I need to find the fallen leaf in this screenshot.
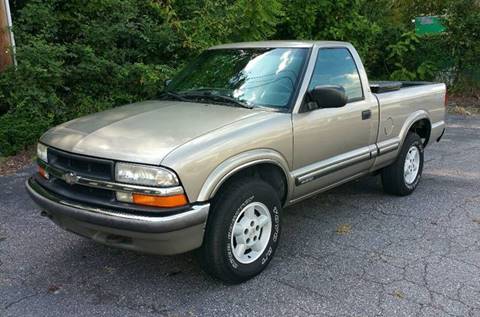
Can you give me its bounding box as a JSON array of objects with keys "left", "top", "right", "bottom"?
[
  {"left": 336, "top": 224, "right": 352, "bottom": 235},
  {"left": 48, "top": 284, "right": 62, "bottom": 294},
  {"left": 165, "top": 269, "right": 182, "bottom": 277},
  {"left": 450, "top": 105, "right": 471, "bottom": 116},
  {"left": 0, "top": 147, "right": 36, "bottom": 176},
  {"left": 393, "top": 290, "right": 405, "bottom": 299}
]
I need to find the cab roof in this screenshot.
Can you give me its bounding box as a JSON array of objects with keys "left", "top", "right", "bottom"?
[{"left": 209, "top": 40, "right": 350, "bottom": 50}]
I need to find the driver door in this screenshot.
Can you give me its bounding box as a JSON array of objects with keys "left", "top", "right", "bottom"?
[{"left": 291, "top": 47, "right": 378, "bottom": 200}]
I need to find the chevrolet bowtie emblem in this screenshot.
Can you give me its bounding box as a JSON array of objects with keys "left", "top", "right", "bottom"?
[{"left": 64, "top": 172, "right": 79, "bottom": 185}]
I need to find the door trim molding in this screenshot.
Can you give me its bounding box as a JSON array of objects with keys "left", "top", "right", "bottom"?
[
  {"left": 377, "top": 137, "right": 400, "bottom": 155},
  {"left": 294, "top": 145, "right": 377, "bottom": 185},
  {"left": 289, "top": 170, "right": 370, "bottom": 204},
  {"left": 293, "top": 136, "right": 400, "bottom": 186}
]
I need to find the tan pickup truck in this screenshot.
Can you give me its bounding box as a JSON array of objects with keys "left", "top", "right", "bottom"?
[{"left": 27, "top": 41, "right": 446, "bottom": 283}]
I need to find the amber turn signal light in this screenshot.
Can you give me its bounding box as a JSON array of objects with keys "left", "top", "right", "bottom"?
[
  {"left": 38, "top": 166, "right": 49, "bottom": 179},
  {"left": 132, "top": 193, "right": 188, "bottom": 208}
]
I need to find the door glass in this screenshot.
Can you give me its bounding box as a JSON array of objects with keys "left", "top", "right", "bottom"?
[{"left": 308, "top": 48, "right": 363, "bottom": 101}]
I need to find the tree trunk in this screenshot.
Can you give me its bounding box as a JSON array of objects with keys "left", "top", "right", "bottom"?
[{"left": 0, "top": 0, "right": 14, "bottom": 72}]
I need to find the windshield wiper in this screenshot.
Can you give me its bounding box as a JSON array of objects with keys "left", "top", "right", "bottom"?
[
  {"left": 182, "top": 91, "right": 253, "bottom": 109},
  {"left": 158, "top": 91, "right": 191, "bottom": 102},
  {"left": 160, "top": 90, "right": 253, "bottom": 109}
]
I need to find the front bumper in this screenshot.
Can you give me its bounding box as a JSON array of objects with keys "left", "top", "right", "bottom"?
[{"left": 26, "top": 177, "right": 210, "bottom": 255}]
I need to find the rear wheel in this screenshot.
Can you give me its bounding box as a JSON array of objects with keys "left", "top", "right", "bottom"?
[
  {"left": 382, "top": 132, "right": 424, "bottom": 196},
  {"left": 199, "top": 178, "right": 282, "bottom": 284}
]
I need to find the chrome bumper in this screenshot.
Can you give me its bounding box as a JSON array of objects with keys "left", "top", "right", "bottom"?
[{"left": 26, "top": 177, "right": 210, "bottom": 254}]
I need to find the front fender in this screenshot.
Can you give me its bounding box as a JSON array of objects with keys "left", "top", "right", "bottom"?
[{"left": 196, "top": 149, "right": 294, "bottom": 202}]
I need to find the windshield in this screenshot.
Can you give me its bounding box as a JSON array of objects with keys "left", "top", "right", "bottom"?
[{"left": 165, "top": 48, "right": 309, "bottom": 109}]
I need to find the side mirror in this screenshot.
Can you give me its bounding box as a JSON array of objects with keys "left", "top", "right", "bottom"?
[
  {"left": 305, "top": 85, "right": 348, "bottom": 111},
  {"left": 164, "top": 79, "right": 172, "bottom": 88}
]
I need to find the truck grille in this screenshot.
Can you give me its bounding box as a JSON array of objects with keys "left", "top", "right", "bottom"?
[
  {"left": 35, "top": 148, "right": 189, "bottom": 215},
  {"left": 47, "top": 148, "right": 114, "bottom": 181},
  {"left": 46, "top": 177, "right": 114, "bottom": 201}
]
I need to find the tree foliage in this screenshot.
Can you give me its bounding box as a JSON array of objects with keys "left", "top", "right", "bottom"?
[
  {"left": 443, "top": 0, "right": 480, "bottom": 94},
  {"left": 0, "top": 0, "right": 478, "bottom": 155}
]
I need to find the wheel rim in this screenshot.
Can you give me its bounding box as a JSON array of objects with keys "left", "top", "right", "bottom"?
[
  {"left": 230, "top": 202, "right": 272, "bottom": 264},
  {"left": 404, "top": 145, "right": 420, "bottom": 185}
]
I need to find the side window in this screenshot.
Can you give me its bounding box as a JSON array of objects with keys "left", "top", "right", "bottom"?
[{"left": 308, "top": 48, "right": 363, "bottom": 102}]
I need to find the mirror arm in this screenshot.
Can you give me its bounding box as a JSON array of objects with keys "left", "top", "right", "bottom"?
[
  {"left": 306, "top": 101, "right": 319, "bottom": 111},
  {"left": 300, "top": 92, "right": 319, "bottom": 113}
]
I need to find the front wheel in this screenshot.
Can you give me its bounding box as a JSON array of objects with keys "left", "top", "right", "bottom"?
[
  {"left": 381, "top": 132, "right": 424, "bottom": 196},
  {"left": 199, "top": 178, "right": 282, "bottom": 284}
]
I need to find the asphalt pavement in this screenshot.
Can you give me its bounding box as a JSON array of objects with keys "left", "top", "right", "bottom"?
[{"left": 1, "top": 114, "right": 479, "bottom": 317}]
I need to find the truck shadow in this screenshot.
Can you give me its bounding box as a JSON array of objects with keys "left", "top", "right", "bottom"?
[
  {"left": 25, "top": 170, "right": 473, "bottom": 312},
  {"left": 38, "top": 175, "right": 384, "bottom": 285}
]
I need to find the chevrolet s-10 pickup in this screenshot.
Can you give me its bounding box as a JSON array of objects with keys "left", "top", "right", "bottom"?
[{"left": 27, "top": 41, "right": 446, "bottom": 283}]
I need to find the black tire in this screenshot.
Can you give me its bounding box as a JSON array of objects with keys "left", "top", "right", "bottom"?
[
  {"left": 382, "top": 132, "right": 424, "bottom": 196},
  {"left": 199, "top": 178, "right": 282, "bottom": 284}
]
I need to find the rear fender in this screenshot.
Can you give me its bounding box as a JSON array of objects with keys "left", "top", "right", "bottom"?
[{"left": 398, "top": 110, "right": 430, "bottom": 149}]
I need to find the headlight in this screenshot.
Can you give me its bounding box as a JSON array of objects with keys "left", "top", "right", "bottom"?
[
  {"left": 37, "top": 143, "right": 48, "bottom": 163},
  {"left": 115, "top": 163, "right": 179, "bottom": 187}
]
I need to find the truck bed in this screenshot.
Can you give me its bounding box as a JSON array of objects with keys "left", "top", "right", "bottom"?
[
  {"left": 370, "top": 81, "right": 438, "bottom": 94},
  {"left": 372, "top": 80, "right": 446, "bottom": 141}
]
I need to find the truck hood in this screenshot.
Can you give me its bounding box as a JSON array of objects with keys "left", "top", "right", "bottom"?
[{"left": 40, "top": 100, "right": 264, "bottom": 165}]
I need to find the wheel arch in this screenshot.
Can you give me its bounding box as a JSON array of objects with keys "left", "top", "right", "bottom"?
[
  {"left": 399, "top": 111, "right": 432, "bottom": 149},
  {"left": 197, "top": 149, "right": 293, "bottom": 205},
  {"left": 408, "top": 118, "right": 431, "bottom": 147}
]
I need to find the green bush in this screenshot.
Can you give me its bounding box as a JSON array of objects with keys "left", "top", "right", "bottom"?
[
  {"left": 0, "top": 0, "right": 479, "bottom": 156},
  {"left": 0, "top": 0, "right": 285, "bottom": 155},
  {"left": 443, "top": 0, "right": 480, "bottom": 94}
]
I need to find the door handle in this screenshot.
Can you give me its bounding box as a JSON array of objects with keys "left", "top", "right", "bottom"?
[{"left": 362, "top": 110, "right": 371, "bottom": 120}]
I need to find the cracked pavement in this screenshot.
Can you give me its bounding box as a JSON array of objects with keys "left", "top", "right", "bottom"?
[{"left": 1, "top": 114, "right": 479, "bottom": 316}]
